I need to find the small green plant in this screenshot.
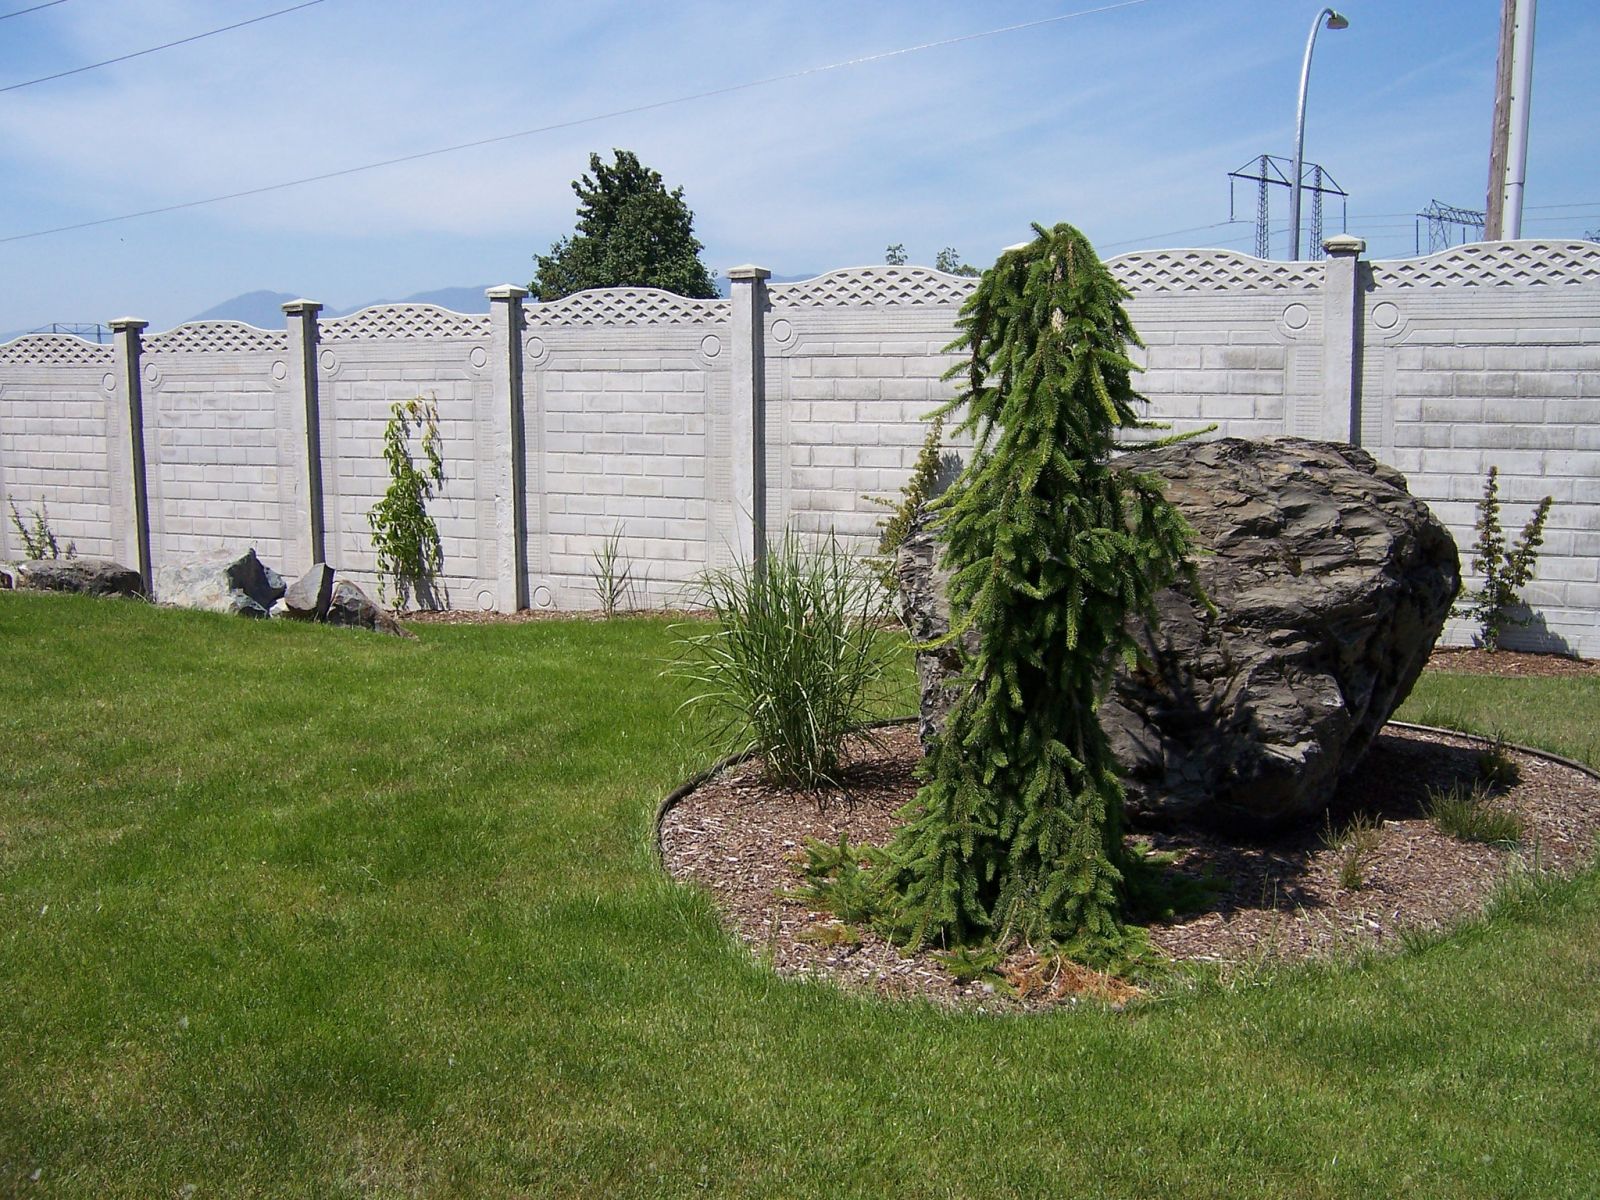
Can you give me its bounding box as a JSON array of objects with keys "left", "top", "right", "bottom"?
[
  {"left": 797, "top": 833, "right": 886, "bottom": 925},
  {"left": 8, "top": 500, "right": 75, "bottom": 560},
  {"left": 1476, "top": 735, "right": 1521, "bottom": 790},
  {"left": 1454, "top": 466, "right": 1554, "bottom": 651},
  {"left": 1321, "top": 812, "right": 1384, "bottom": 891},
  {"left": 673, "top": 533, "right": 895, "bottom": 789},
  {"left": 1426, "top": 781, "right": 1524, "bottom": 845},
  {"left": 863, "top": 414, "right": 947, "bottom": 593},
  {"left": 367, "top": 396, "right": 445, "bottom": 609},
  {"left": 590, "top": 523, "right": 634, "bottom": 617}
]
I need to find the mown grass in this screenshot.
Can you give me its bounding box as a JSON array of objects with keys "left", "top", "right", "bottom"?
[{"left": 2, "top": 591, "right": 1598, "bottom": 1198}]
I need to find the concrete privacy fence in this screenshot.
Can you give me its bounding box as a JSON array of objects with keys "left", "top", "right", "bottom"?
[{"left": 1, "top": 237, "right": 1596, "bottom": 657}]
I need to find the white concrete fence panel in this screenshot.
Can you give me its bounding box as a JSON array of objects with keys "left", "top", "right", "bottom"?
[{"left": 1, "top": 238, "right": 1595, "bottom": 656}]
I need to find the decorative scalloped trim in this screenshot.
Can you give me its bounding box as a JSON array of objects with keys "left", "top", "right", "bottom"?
[
  {"left": 142, "top": 321, "right": 289, "bottom": 355},
  {"left": 0, "top": 334, "right": 115, "bottom": 367},
  {"left": 523, "top": 288, "right": 728, "bottom": 327},
  {"left": 1367, "top": 240, "right": 1600, "bottom": 289},
  {"left": 1106, "top": 249, "right": 1324, "bottom": 294},
  {"left": 320, "top": 304, "right": 491, "bottom": 342},
  {"left": 768, "top": 266, "right": 977, "bottom": 307}
]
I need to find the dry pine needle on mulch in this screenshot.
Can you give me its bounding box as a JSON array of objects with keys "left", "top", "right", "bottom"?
[{"left": 660, "top": 652, "right": 1600, "bottom": 1013}]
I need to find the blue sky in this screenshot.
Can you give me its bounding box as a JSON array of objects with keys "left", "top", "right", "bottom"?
[{"left": 1, "top": 0, "right": 1596, "bottom": 333}]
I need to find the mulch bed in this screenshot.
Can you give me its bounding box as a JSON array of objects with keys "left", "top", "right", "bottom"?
[
  {"left": 1425, "top": 646, "right": 1600, "bottom": 678},
  {"left": 659, "top": 648, "right": 1600, "bottom": 1012}
]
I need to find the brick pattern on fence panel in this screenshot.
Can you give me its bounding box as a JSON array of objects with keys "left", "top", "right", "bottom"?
[
  {"left": 143, "top": 353, "right": 290, "bottom": 566},
  {"left": 0, "top": 362, "right": 116, "bottom": 560},
  {"left": 765, "top": 301, "right": 967, "bottom": 553},
  {"left": 319, "top": 333, "right": 491, "bottom": 607},
  {"left": 1122, "top": 297, "right": 1311, "bottom": 443},
  {"left": 1362, "top": 244, "right": 1600, "bottom": 658},
  {"left": 524, "top": 327, "right": 720, "bottom": 611}
]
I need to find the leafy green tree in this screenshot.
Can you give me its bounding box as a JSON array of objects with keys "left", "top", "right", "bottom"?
[
  {"left": 935, "top": 247, "right": 981, "bottom": 277},
  {"left": 530, "top": 150, "right": 717, "bottom": 301},
  {"left": 882, "top": 222, "right": 1195, "bottom": 959},
  {"left": 885, "top": 243, "right": 909, "bottom": 266}
]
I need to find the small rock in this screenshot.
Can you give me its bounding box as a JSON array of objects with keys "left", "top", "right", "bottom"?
[
  {"left": 153, "top": 547, "right": 285, "bottom": 618},
  {"left": 282, "top": 562, "right": 335, "bottom": 621},
  {"left": 325, "top": 579, "right": 415, "bottom": 638},
  {"left": 14, "top": 557, "right": 143, "bottom": 598}
]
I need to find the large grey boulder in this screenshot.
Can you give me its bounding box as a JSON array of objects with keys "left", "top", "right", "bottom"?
[
  {"left": 153, "top": 547, "right": 285, "bottom": 618},
  {"left": 900, "top": 437, "right": 1460, "bottom": 830},
  {"left": 13, "top": 557, "right": 144, "bottom": 598},
  {"left": 325, "top": 579, "right": 414, "bottom": 638},
  {"left": 281, "top": 563, "right": 335, "bottom": 621}
]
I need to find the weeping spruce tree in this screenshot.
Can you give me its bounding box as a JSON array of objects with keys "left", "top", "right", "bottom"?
[{"left": 884, "top": 222, "right": 1194, "bottom": 959}]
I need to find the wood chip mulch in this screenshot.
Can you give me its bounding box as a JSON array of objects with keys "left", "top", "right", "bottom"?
[
  {"left": 1425, "top": 646, "right": 1600, "bottom": 678},
  {"left": 659, "top": 696, "right": 1600, "bottom": 1012}
]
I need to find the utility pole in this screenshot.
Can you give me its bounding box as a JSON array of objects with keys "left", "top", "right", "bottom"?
[{"left": 1486, "top": 0, "right": 1536, "bottom": 239}]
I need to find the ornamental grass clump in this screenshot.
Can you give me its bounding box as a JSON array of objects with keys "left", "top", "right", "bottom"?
[
  {"left": 675, "top": 533, "right": 895, "bottom": 790},
  {"left": 807, "top": 222, "right": 1196, "bottom": 965}
]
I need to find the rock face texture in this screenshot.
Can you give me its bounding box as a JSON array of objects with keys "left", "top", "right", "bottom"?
[
  {"left": 153, "top": 548, "right": 285, "bottom": 618},
  {"left": 282, "top": 563, "right": 335, "bottom": 621},
  {"left": 13, "top": 557, "right": 144, "bottom": 598},
  {"left": 326, "top": 579, "right": 414, "bottom": 638},
  {"left": 900, "top": 437, "right": 1460, "bottom": 829}
]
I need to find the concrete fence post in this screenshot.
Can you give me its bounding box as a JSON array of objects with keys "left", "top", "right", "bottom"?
[
  {"left": 1321, "top": 234, "right": 1366, "bottom": 444},
  {"left": 108, "top": 317, "right": 152, "bottom": 594},
  {"left": 727, "top": 264, "right": 771, "bottom": 564},
  {"left": 486, "top": 285, "right": 529, "bottom": 612},
  {"left": 282, "top": 299, "right": 326, "bottom": 565}
]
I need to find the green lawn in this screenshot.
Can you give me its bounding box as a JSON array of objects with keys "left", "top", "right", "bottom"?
[{"left": 2, "top": 591, "right": 1597, "bottom": 1198}]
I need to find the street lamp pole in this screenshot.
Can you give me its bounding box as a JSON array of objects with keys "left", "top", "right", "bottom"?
[{"left": 1289, "top": 8, "right": 1349, "bottom": 260}]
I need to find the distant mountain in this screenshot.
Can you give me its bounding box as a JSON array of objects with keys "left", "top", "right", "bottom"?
[
  {"left": 171, "top": 275, "right": 833, "bottom": 329},
  {"left": 186, "top": 285, "right": 494, "bottom": 327},
  {"left": 371, "top": 286, "right": 492, "bottom": 313},
  {"left": 190, "top": 290, "right": 300, "bottom": 328}
]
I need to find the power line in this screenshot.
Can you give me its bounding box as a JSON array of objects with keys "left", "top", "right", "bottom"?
[
  {"left": 0, "top": 0, "right": 68, "bottom": 20},
  {"left": 1099, "top": 220, "right": 1248, "bottom": 251},
  {"left": 0, "top": 0, "right": 1158, "bottom": 245},
  {"left": 0, "top": 0, "right": 325, "bottom": 95}
]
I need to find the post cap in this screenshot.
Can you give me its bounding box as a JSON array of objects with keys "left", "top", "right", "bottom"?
[
  {"left": 281, "top": 299, "right": 323, "bottom": 316},
  {"left": 108, "top": 317, "right": 148, "bottom": 332},
  {"left": 725, "top": 264, "right": 771, "bottom": 281},
  {"left": 485, "top": 284, "right": 529, "bottom": 301},
  {"left": 1322, "top": 234, "right": 1366, "bottom": 257}
]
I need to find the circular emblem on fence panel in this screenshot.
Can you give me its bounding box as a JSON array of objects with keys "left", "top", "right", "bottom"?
[
  {"left": 319, "top": 349, "right": 336, "bottom": 372},
  {"left": 771, "top": 318, "right": 794, "bottom": 346},
  {"left": 1281, "top": 302, "right": 1310, "bottom": 331},
  {"left": 469, "top": 346, "right": 489, "bottom": 369},
  {"left": 476, "top": 588, "right": 495, "bottom": 611},
  {"left": 525, "top": 336, "right": 547, "bottom": 364},
  {"left": 699, "top": 333, "right": 722, "bottom": 359},
  {"left": 271, "top": 360, "right": 288, "bottom": 381},
  {"left": 142, "top": 363, "right": 159, "bottom": 384},
  {"left": 1371, "top": 301, "right": 1401, "bottom": 330},
  {"left": 101, "top": 373, "right": 116, "bottom": 393},
  {"left": 532, "top": 584, "right": 553, "bottom": 609}
]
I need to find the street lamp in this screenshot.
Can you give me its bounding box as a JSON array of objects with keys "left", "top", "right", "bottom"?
[{"left": 1289, "top": 8, "right": 1349, "bottom": 260}]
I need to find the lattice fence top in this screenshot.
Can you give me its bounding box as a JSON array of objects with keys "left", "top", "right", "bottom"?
[
  {"left": 523, "top": 288, "right": 729, "bottom": 327},
  {"left": 1367, "top": 240, "right": 1600, "bottom": 289},
  {"left": 0, "top": 333, "right": 115, "bottom": 367},
  {"left": 321, "top": 304, "right": 491, "bottom": 342},
  {"left": 1107, "top": 249, "right": 1324, "bottom": 294},
  {"left": 143, "top": 321, "right": 288, "bottom": 355},
  {"left": 769, "top": 266, "right": 978, "bottom": 307}
]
